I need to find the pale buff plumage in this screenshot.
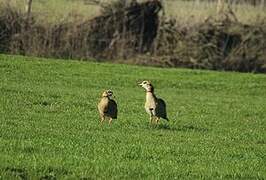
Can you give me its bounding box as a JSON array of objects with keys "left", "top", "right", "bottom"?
[
  {"left": 97, "top": 90, "right": 117, "bottom": 124},
  {"left": 139, "top": 81, "right": 168, "bottom": 123}
]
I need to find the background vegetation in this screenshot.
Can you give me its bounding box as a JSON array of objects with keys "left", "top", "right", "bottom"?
[
  {"left": 2, "top": 0, "right": 266, "bottom": 24},
  {"left": 1, "top": 54, "right": 266, "bottom": 179},
  {"left": 0, "top": 0, "right": 266, "bottom": 73}
]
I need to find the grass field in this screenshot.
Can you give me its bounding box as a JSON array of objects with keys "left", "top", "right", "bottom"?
[
  {"left": 0, "top": 54, "right": 266, "bottom": 179},
  {"left": 1, "top": 0, "right": 266, "bottom": 24}
]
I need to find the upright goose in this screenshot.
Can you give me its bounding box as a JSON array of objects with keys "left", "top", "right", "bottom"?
[{"left": 139, "top": 81, "right": 168, "bottom": 123}]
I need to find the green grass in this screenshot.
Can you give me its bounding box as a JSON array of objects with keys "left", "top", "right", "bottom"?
[{"left": 0, "top": 54, "right": 266, "bottom": 179}]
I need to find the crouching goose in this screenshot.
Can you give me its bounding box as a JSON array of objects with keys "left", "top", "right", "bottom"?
[{"left": 97, "top": 90, "right": 117, "bottom": 124}]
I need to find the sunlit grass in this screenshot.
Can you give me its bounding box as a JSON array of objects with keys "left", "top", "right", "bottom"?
[{"left": 0, "top": 54, "right": 266, "bottom": 178}]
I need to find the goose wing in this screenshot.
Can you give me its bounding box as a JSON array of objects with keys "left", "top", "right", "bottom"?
[
  {"left": 107, "top": 99, "right": 118, "bottom": 119},
  {"left": 156, "top": 98, "right": 168, "bottom": 120}
]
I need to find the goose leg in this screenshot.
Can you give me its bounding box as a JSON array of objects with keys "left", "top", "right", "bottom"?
[
  {"left": 109, "top": 118, "right": 113, "bottom": 124},
  {"left": 100, "top": 115, "right": 105, "bottom": 124},
  {"left": 155, "top": 117, "right": 160, "bottom": 124},
  {"left": 150, "top": 115, "right": 153, "bottom": 124}
]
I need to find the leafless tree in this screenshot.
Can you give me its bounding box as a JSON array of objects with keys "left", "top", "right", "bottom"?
[
  {"left": 217, "top": 0, "right": 225, "bottom": 14},
  {"left": 24, "top": 0, "right": 33, "bottom": 30},
  {"left": 26, "top": 0, "right": 33, "bottom": 21}
]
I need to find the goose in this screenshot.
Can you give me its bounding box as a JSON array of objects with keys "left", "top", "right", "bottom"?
[
  {"left": 97, "top": 90, "right": 117, "bottom": 124},
  {"left": 139, "top": 80, "right": 168, "bottom": 123}
]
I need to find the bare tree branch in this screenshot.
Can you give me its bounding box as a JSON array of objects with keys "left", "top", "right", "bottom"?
[{"left": 26, "top": 0, "right": 33, "bottom": 20}]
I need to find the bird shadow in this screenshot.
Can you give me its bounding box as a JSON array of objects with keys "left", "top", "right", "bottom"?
[
  {"left": 175, "top": 124, "right": 209, "bottom": 132},
  {"left": 4, "top": 167, "right": 28, "bottom": 180},
  {"left": 147, "top": 123, "right": 209, "bottom": 133}
]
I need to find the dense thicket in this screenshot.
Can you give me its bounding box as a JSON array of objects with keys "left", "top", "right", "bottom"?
[{"left": 0, "top": 0, "right": 265, "bottom": 73}]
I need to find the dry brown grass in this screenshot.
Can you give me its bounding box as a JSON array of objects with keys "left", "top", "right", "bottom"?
[
  {"left": 0, "top": 0, "right": 101, "bottom": 24},
  {"left": 1, "top": 0, "right": 265, "bottom": 25},
  {"left": 165, "top": 1, "right": 266, "bottom": 25}
]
